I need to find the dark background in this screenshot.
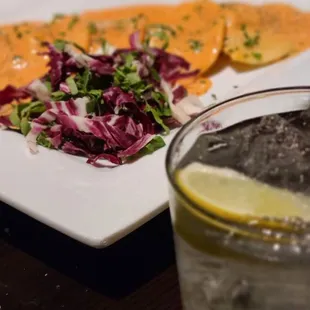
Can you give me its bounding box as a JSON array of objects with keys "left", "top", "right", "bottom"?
[{"left": 0, "top": 202, "right": 181, "bottom": 309}]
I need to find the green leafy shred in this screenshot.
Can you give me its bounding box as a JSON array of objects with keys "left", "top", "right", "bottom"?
[
  {"left": 126, "top": 72, "right": 141, "bottom": 84},
  {"left": 66, "top": 76, "right": 78, "bottom": 95},
  {"left": 20, "top": 118, "right": 31, "bottom": 136},
  {"left": 151, "top": 91, "right": 168, "bottom": 108},
  {"left": 54, "top": 39, "right": 67, "bottom": 51},
  {"left": 75, "top": 69, "right": 92, "bottom": 93},
  {"left": 51, "top": 91, "right": 67, "bottom": 100},
  {"left": 9, "top": 105, "right": 24, "bottom": 127},
  {"left": 139, "top": 136, "right": 166, "bottom": 156},
  {"left": 21, "top": 101, "right": 45, "bottom": 118},
  {"left": 114, "top": 54, "right": 153, "bottom": 98},
  {"left": 9, "top": 101, "right": 45, "bottom": 131},
  {"left": 86, "top": 100, "right": 97, "bottom": 114},
  {"left": 82, "top": 69, "right": 91, "bottom": 92},
  {"left": 150, "top": 67, "right": 160, "bottom": 82},
  {"left": 37, "top": 132, "right": 53, "bottom": 148},
  {"left": 145, "top": 104, "right": 170, "bottom": 134},
  {"left": 53, "top": 39, "right": 86, "bottom": 54}
]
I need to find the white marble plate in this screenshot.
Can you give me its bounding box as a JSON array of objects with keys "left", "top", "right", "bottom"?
[{"left": 0, "top": 0, "right": 310, "bottom": 247}]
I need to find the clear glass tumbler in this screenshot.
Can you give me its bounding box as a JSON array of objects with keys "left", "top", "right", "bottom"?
[{"left": 166, "top": 87, "right": 310, "bottom": 310}]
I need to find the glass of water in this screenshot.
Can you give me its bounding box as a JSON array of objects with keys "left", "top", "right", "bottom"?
[{"left": 166, "top": 87, "right": 310, "bottom": 310}]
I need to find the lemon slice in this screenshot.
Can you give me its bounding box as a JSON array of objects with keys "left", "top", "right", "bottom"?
[{"left": 176, "top": 162, "right": 310, "bottom": 225}]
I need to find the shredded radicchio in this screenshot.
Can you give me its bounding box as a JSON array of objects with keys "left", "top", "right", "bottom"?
[
  {"left": 0, "top": 33, "right": 204, "bottom": 166},
  {"left": 0, "top": 85, "right": 29, "bottom": 107}
]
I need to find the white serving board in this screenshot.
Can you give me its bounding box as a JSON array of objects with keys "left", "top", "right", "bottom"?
[{"left": 0, "top": 0, "right": 309, "bottom": 247}]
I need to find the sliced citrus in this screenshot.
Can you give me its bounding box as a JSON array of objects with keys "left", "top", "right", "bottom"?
[{"left": 176, "top": 162, "right": 310, "bottom": 225}]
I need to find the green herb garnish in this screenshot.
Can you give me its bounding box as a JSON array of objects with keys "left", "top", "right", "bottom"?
[
  {"left": 177, "top": 25, "right": 184, "bottom": 32},
  {"left": 86, "top": 100, "right": 96, "bottom": 114},
  {"left": 68, "top": 15, "right": 79, "bottom": 30},
  {"left": 194, "top": 4, "right": 203, "bottom": 14},
  {"left": 52, "top": 13, "right": 65, "bottom": 23},
  {"left": 37, "top": 132, "right": 53, "bottom": 148},
  {"left": 44, "top": 81, "right": 52, "bottom": 92},
  {"left": 150, "top": 68, "right": 160, "bottom": 82},
  {"left": 252, "top": 52, "right": 262, "bottom": 60},
  {"left": 51, "top": 91, "right": 67, "bottom": 100},
  {"left": 66, "top": 76, "right": 78, "bottom": 95},
  {"left": 147, "top": 24, "right": 176, "bottom": 37},
  {"left": 152, "top": 31, "right": 170, "bottom": 49},
  {"left": 81, "top": 68, "right": 91, "bottom": 92},
  {"left": 115, "top": 19, "right": 126, "bottom": 31},
  {"left": 131, "top": 13, "right": 145, "bottom": 29},
  {"left": 139, "top": 136, "right": 166, "bottom": 155},
  {"left": 12, "top": 55, "right": 22, "bottom": 61},
  {"left": 88, "top": 22, "right": 98, "bottom": 35},
  {"left": 145, "top": 104, "right": 170, "bottom": 134},
  {"left": 9, "top": 101, "right": 45, "bottom": 129},
  {"left": 54, "top": 39, "right": 67, "bottom": 51},
  {"left": 188, "top": 39, "right": 203, "bottom": 52},
  {"left": 20, "top": 118, "right": 31, "bottom": 136},
  {"left": 241, "top": 24, "right": 260, "bottom": 48}
]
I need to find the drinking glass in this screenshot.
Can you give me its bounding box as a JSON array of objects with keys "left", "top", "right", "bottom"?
[{"left": 166, "top": 87, "right": 310, "bottom": 310}]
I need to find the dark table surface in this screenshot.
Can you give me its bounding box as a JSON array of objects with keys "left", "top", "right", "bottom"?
[{"left": 0, "top": 202, "right": 181, "bottom": 310}]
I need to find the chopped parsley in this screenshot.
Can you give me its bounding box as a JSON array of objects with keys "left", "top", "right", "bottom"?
[
  {"left": 114, "top": 53, "right": 152, "bottom": 98},
  {"left": 145, "top": 29, "right": 171, "bottom": 50},
  {"left": 188, "top": 39, "right": 203, "bottom": 52},
  {"left": 150, "top": 67, "right": 160, "bottom": 82},
  {"left": 211, "top": 93, "right": 217, "bottom": 100},
  {"left": 241, "top": 24, "right": 260, "bottom": 48},
  {"left": 115, "top": 19, "right": 126, "bottom": 31},
  {"left": 194, "top": 4, "right": 203, "bottom": 14},
  {"left": 54, "top": 39, "right": 67, "bottom": 51},
  {"left": 68, "top": 15, "right": 79, "bottom": 30},
  {"left": 13, "top": 26, "right": 23, "bottom": 39},
  {"left": 12, "top": 55, "right": 22, "bottom": 61},
  {"left": 182, "top": 14, "right": 191, "bottom": 21},
  {"left": 131, "top": 13, "right": 145, "bottom": 29},
  {"left": 176, "top": 25, "right": 184, "bottom": 32},
  {"left": 147, "top": 24, "right": 176, "bottom": 37},
  {"left": 52, "top": 13, "right": 65, "bottom": 23},
  {"left": 66, "top": 76, "right": 78, "bottom": 95},
  {"left": 88, "top": 22, "right": 98, "bottom": 35},
  {"left": 252, "top": 52, "right": 262, "bottom": 60},
  {"left": 99, "top": 38, "right": 108, "bottom": 51},
  {"left": 37, "top": 132, "right": 53, "bottom": 149}
]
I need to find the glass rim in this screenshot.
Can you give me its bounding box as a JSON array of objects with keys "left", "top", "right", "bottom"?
[{"left": 166, "top": 86, "right": 310, "bottom": 223}]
